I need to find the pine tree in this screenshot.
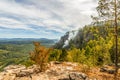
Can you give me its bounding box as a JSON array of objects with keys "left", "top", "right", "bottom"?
[{"left": 96, "top": 0, "right": 120, "bottom": 79}]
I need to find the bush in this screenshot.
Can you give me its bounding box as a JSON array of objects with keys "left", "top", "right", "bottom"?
[
  {"left": 49, "top": 49, "right": 62, "bottom": 61},
  {"left": 29, "top": 42, "right": 52, "bottom": 72}
]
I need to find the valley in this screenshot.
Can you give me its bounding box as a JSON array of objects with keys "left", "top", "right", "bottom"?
[{"left": 0, "top": 38, "right": 56, "bottom": 71}]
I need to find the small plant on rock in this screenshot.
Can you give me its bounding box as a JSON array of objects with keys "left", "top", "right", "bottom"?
[{"left": 29, "top": 42, "right": 52, "bottom": 72}]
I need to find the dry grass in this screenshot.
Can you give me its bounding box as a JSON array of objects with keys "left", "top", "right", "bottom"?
[
  {"left": 73, "top": 64, "right": 120, "bottom": 80},
  {"left": 48, "top": 62, "right": 120, "bottom": 80}
]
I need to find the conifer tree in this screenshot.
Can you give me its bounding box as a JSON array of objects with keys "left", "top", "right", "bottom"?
[{"left": 96, "top": 0, "right": 120, "bottom": 79}]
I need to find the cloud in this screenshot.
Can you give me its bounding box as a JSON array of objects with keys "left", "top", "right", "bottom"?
[{"left": 0, "top": 0, "right": 98, "bottom": 38}]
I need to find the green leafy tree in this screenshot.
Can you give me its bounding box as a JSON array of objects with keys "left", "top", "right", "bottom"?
[
  {"left": 59, "top": 49, "right": 67, "bottom": 61},
  {"left": 96, "top": 0, "right": 120, "bottom": 78},
  {"left": 49, "top": 49, "right": 62, "bottom": 61}
]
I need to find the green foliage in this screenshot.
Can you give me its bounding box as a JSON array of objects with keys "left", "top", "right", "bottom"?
[
  {"left": 59, "top": 49, "right": 68, "bottom": 61},
  {"left": 67, "top": 47, "right": 86, "bottom": 63},
  {"left": 49, "top": 49, "right": 62, "bottom": 61},
  {"left": 21, "top": 59, "right": 35, "bottom": 67},
  {"left": 0, "top": 41, "right": 52, "bottom": 71},
  {"left": 0, "top": 44, "right": 34, "bottom": 71},
  {"left": 49, "top": 24, "right": 118, "bottom": 67}
]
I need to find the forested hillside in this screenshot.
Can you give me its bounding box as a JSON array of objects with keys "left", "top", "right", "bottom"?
[
  {"left": 53, "top": 0, "right": 120, "bottom": 69},
  {"left": 52, "top": 21, "right": 120, "bottom": 66}
]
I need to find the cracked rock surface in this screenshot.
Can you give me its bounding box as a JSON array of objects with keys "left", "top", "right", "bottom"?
[{"left": 0, "top": 62, "right": 88, "bottom": 80}]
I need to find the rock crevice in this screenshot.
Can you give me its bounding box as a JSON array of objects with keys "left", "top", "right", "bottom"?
[{"left": 0, "top": 62, "right": 88, "bottom": 80}]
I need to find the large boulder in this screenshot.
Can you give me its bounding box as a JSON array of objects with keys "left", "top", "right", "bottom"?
[
  {"left": 69, "top": 72, "right": 88, "bottom": 80},
  {"left": 100, "top": 65, "right": 115, "bottom": 74}
]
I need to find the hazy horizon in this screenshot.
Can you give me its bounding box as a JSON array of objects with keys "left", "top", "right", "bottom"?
[{"left": 0, "top": 37, "right": 58, "bottom": 40}]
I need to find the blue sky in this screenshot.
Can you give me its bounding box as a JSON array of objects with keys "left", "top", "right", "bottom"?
[{"left": 0, "top": 0, "right": 98, "bottom": 39}]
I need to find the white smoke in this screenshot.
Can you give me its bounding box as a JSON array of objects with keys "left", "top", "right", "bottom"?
[{"left": 63, "top": 30, "right": 78, "bottom": 48}]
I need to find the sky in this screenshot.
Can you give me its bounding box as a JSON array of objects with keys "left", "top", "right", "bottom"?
[{"left": 0, "top": 0, "right": 98, "bottom": 39}]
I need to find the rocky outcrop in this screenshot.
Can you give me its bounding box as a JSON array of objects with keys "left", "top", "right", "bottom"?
[
  {"left": 53, "top": 32, "right": 69, "bottom": 49},
  {"left": 0, "top": 62, "right": 88, "bottom": 80},
  {"left": 54, "top": 30, "right": 79, "bottom": 49},
  {"left": 53, "top": 27, "right": 95, "bottom": 49},
  {"left": 69, "top": 72, "right": 88, "bottom": 80},
  {"left": 100, "top": 65, "right": 115, "bottom": 74},
  {"left": 54, "top": 24, "right": 109, "bottom": 49}
]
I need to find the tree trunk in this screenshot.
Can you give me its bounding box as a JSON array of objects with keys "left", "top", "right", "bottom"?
[{"left": 114, "top": 0, "right": 118, "bottom": 79}]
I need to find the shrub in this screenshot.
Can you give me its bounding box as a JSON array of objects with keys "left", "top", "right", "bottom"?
[
  {"left": 49, "top": 49, "right": 62, "bottom": 61},
  {"left": 29, "top": 42, "right": 52, "bottom": 72}
]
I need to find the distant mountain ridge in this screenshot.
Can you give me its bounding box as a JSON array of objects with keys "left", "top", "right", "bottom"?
[{"left": 0, "top": 38, "right": 58, "bottom": 44}]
